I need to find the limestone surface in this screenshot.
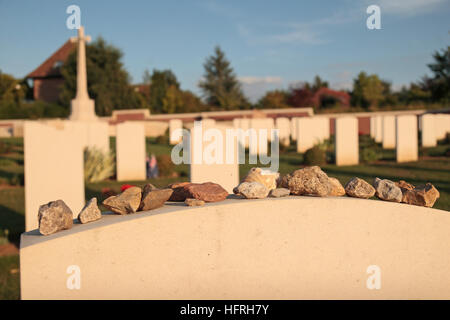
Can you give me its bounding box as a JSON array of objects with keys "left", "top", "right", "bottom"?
[
  {"left": 38, "top": 200, "right": 73, "bottom": 235},
  {"left": 234, "top": 182, "right": 270, "bottom": 199},
  {"left": 280, "top": 166, "right": 331, "bottom": 197},
  {"left": 185, "top": 198, "right": 205, "bottom": 206},
  {"left": 103, "top": 186, "right": 142, "bottom": 215},
  {"left": 403, "top": 183, "right": 440, "bottom": 208},
  {"left": 139, "top": 184, "right": 173, "bottom": 211},
  {"left": 269, "top": 188, "right": 290, "bottom": 198},
  {"left": 345, "top": 177, "right": 375, "bottom": 199},
  {"left": 328, "top": 177, "right": 345, "bottom": 196},
  {"left": 373, "top": 178, "right": 402, "bottom": 202},
  {"left": 78, "top": 197, "right": 101, "bottom": 224}
]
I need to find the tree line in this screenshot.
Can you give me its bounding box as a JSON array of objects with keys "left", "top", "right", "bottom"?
[{"left": 0, "top": 39, "right": 448, "bottom": 119}]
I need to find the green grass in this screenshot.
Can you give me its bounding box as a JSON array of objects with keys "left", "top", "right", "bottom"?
[
  {"left": 0, "top": 255, "right": 20, "bottom": 300},
  {"left": 0, "top": 136, "right": 449, "bottom": 299}
]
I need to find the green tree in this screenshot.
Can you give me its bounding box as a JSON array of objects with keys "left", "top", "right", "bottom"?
[
  {"left": 60, "top": 37, "right": 146, "bottom": 116},
  {"left": 199, "top": 46, "right": 247, "bottom": 110},
  {"left": 423, "top": 46, "right": 450, "bottom": 102},
  {"left": 0, "top": 70, "right": 25, "bottom": 104},
  {"left": 148, "top": 69, "right": 180, "bottom": 113},
  {"left": 257, "top": 90, "right": 290, "bottom": 109},
  {"left": 351, "top": 72, "right": 384, "bottom": 109},
  {"left": 311, "top": 75, "right": 329, "bottom": 92}
]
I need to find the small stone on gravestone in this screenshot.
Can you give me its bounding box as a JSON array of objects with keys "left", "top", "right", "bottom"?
[
  {"left": 183, "top": 182, "right": 229, "bottom": 202},
  {"left": 280, "top": 166, "right": 331, "bottom": 197},
  {"left": 139, "top": 184, "right": 173, "bottom": 211},
  {"left": 373, "top": 178, "right": 402, "bottom": 203},
  {"left": 269, "top": 188, "right": 290, "bottom": 198},
  {"left": 234, "top": 182, "right": 270, "bottom": 199},
  {"left": 328, "top": 177, "right": 345, "bottom": 196},
  {"left": 344, "top": 177, "right": 375, "bottom": 199},
  {"left": 38, "top": 200, "right": 73, "bottom": 235},
  {"left": 185, "top": 198, "right": 205, "bottom": 206},
  {"left": 103, "top": 186, "right": 142, "bottom": 215},
  {"left": 395, "top": 180, "right": 415, "bottom": 202},
  {"left": 168, "top": 182, "right": 192, "bottom": 201},
  {"left": 242, "top": 167, "right": 279, "bottom": 191},
  {"left": 402, "top": 183, "right": 440, "bottom": 208},
  {"left": 78, "top": 197, "right": 102, "bottom": 224}
]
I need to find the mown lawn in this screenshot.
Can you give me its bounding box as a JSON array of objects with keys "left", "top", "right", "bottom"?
[{"left": 0, "top": 136, "right": 449, "bottom": 299}]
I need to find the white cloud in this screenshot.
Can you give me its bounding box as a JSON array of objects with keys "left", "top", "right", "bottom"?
[{"left": 239, "top": 76, "right": 283, "bottom": 85}]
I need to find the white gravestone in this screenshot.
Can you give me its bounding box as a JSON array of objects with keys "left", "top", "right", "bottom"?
[
  {"left": 375, "top": 116, "right": 383, "bottom": 143},
  {"left": 396, "top": 115, "right": 418, "bottom": 163},
  {"left": 275, "top": 117, "right": 291, "bottom": 147},
  {"left": 24, "top": 121, "right": 85, "bottom": 231},
  {"left": 382, "top": 115, "right": 396, "bottom": 149},
  {"left": 116, "top": 122, "right": 146, "bottom": 181},
  {"left": 421, "top": 114, "right": 437, "bottom": 148},
  {"left": 190, "top": 121, "right": 238, "bottom": 193},
  {"left": 370, "top": 117, "right": 376, "bottom": 138},
  {"left": 169, "top": 119, "right": 183, "bottom": 145},
  {"left": 335, "top": 117, "right": 359, "bottom": 166},
  {"left": 296, "top": 117, "right": 328, "bottom": 153}
]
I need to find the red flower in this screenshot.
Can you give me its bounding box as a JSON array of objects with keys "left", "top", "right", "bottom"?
[{"left": 121, "top": 184, "right": 134, "bottom": 192}]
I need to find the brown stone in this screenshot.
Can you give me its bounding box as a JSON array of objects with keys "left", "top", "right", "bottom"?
[
  {"left": 269, "top": 188, "right": 290, "bottom": 198},
  {"left": 185, "top": 198, "right": 205, "bottom": 206},
  {"left": 395, "top": 180, "right": 415, "bottom": 202},
  {"left": 78, "top": 198, "right": 102, "bottom": 224},
  {"left": 38, "top": 200, "right": 73, "bottom": 235},
  {"left": 345, "top": 177, "right": 375, "bottom": 199},
  {"left": 168, "top": 182, "right": 192, "bottom": 201},
  {"left": 139, "top": 184, "right": 173, "bottom": 211},
  {"left": 280, "top": 166, "right": 331, "bottom": 197},
  {"left": 403, "top": 183, "right": 440, "bottom": 208},
  {"left": 103, "top": 186, "right": 142, "bottom": 215},
  {"left": 183, "top": 182, "right": 229, "bottom": 202},
  {"left": 328, "top": 177, "right": 345, "bottom": 196}
]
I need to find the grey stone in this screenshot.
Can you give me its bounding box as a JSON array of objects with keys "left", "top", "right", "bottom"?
[
  {"left": 269, "top": 188, "right": 290, "bottom": 198},
  {"left": 38, "top": 200, "right": 73, "bottom": 235},
  {"left": 345, "top": 177, "right": 375, "bottom": 199},
  {"left": 234, "top": 182, "right": 269, "bottom": 199},
  {"left": 280, "top": 166, "right": 331, "bottom": 197},
  {"left": 373, "top": 178, "right": 402, "bottom": 202},
  {"left": 139, "top": 184, "right": 173, "bottom": 211},
  {"left": 78, "top": 198, "right": 102, "bottom": 224}
]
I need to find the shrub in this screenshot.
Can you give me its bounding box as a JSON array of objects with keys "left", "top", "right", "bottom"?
[
  {"left": 84, "top": 147, "right": 115, "bottom": 183},
  {"left": 360, "top": 147, "right": 382, "bottom": 163},
  {"left": 303, "top": 146, "right": 326, "bottom": 166},
  {"left": 156, "top": 154, "right": 175, "bottom": 177},
  {"left": 9, "top": 173, "right": 24, "bottom": 186}
]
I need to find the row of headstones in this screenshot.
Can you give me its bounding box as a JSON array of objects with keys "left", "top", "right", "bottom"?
[
  {"left": 371, "top": 113, "right": 450, "bottom": 149},
  {"left": 23, "top": 121, "right": 146, "bottom": 231}
]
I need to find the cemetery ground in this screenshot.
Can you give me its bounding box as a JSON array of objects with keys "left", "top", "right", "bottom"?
[{"left": 0, "top": 137, "right": 449, "bottom": 299}]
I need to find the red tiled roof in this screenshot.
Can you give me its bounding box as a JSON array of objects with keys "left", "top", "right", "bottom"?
[{"left": 27, "top": 40, "right": 75, "bottom": 79}]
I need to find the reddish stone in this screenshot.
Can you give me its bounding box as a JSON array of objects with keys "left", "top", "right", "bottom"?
[
  {"left": 183, "top": 182, "right": 229, "bottom": 202},
  {"left": 168, "top": 182, "right": 192, "bottom": 201}
]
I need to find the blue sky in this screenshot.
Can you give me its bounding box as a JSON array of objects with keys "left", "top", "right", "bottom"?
[{"left": 0, "top": 0, "right": 449, "bottom": 101}]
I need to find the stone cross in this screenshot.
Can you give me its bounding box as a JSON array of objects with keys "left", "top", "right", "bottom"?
[{"left": 69, "top": 26, "right": 97, "bottom": 121}]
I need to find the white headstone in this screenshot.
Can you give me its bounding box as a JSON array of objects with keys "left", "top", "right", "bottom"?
[
  {"left": 296, "top": 117, "right": 329, "bottom": 153},
  {"left": 421, "top": 114, "right": 437, "bottom": 148},
  {"left": 375, "top": 116, "right": 382, "bottom": 143},
  {"left": 169, "top": 119, "right": 183, "bottom": 145},
  {"left": 370, "top": 117, "right": 376, "bottom": 138},
  {"left": 396, "top": 115, "right": 418, "bottom": 163},
  {"left": 275, "top": 117, "right": 291, "bottom": 147},
  {"left": 382, "top": 115, "right": 396, "bottom": 149},
  {"left": 24, "top": 122, "right": 85, "bottom": 231},
  {"left": 335, "top": 117, "right": 359, "bottom": 166},
  {"left": 116, "top": 122, "right": 146, "bottom": 181},
  {"left": 190, "top": 122, "right": 238, "bottom": 193}
]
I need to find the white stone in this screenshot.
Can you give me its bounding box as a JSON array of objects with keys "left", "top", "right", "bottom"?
[
  {"left": 382, "top": 115, "right": 396, "bottom": 149},
  {"left": 116, "top": 122, "right": 146, "bottom": 181},
  {"left": 24, "top": 122, "right": 85, "bottom": 231},
  {"left": 421, "top": 114, "right": 436, "bottom": 147},
  {"left": 335, "top": 117, "right": 359, "bottom": 166},
  {"left": 396, "top": 115, "right": 418, "bottom": 163}
]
